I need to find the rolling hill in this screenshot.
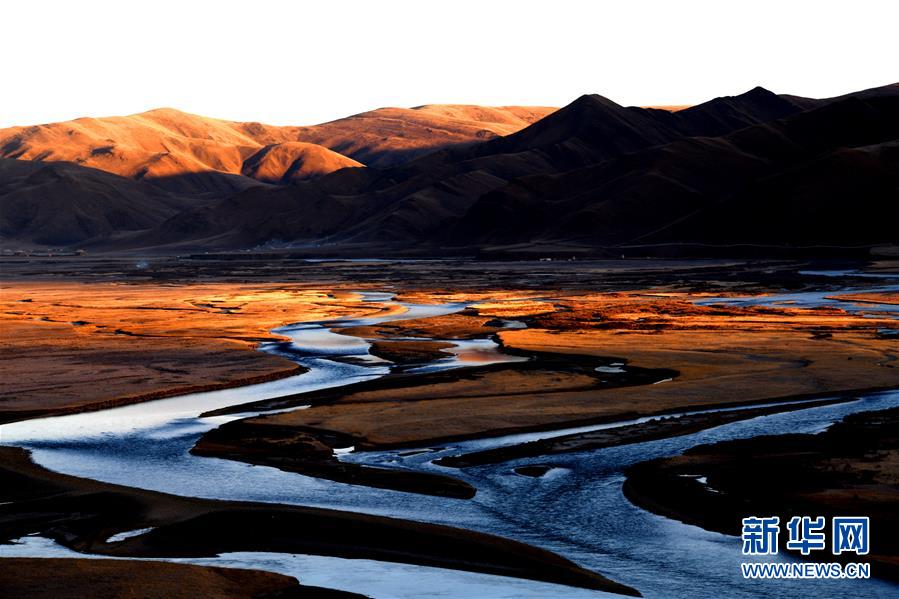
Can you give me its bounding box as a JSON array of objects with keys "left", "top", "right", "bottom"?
[
  {"left": 240, "top": 143, "right": 363, "bottom": 184},
  {"left": 0, "top": 105, "right": 555, "bottom": 196}
]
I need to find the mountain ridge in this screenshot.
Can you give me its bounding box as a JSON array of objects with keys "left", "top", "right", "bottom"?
[
  {"left": 0, "top": 104, "right": 557, "bottom": 195},
  {"left": 2, "top": 83, "right": 896, "bottom": 255}
]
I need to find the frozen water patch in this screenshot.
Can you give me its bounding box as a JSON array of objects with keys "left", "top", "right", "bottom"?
[
  {"left": 0, "top": 536, "right": 617, "bottom": 599},
  {"left": 106, "top": 528, "right": 155, "bottom": 543},
  {"left": 595, "top": 366, "right": 625, "bottom": 374}
]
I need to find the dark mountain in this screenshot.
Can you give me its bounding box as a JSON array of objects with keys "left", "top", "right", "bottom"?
[
  {"left": 781, "top": 82, "right": 899, "bottom": 110},
  {"left": 471, "top": 94, "right": 680, "bottom": 164},
  {"left": 0, "top": 159, "right": 197, "bottom": 246},
  {"left": 664, "top": 86, "right": 808, "bottom": 137},
  {"left": 451, "top": 95, "right": 899, "bottom": 252},
  {"left": 651, "top": 98, "right": 899, "bottom": 247}
]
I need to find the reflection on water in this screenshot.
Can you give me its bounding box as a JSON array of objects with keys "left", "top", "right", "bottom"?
[{"left": 407, "top": 338, "right": 528, "bottom": 374}]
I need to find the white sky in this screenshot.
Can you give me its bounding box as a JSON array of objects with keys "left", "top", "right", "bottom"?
[{"left": 3, "top": 0, "right": 897, "bottom": 128}]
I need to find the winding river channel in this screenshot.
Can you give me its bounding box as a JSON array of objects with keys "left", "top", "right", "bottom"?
[{"left": 2, "top": 288, "right": 899, "bottom": 598}]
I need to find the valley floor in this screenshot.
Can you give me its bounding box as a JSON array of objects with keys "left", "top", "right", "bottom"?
[{"left": 1, "top": 255, "right": 898, "bottom": 597}]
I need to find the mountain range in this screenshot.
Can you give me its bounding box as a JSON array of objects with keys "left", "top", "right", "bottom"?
[{"left": 1, "top": 84, "right": 896, "bottom": 255}]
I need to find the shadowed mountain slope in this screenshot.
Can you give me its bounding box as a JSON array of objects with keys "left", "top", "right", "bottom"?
[
  {"left": 288, "top": 105, "right": 558, "bottom": 168},
  {"left": 0, "top": 159, "right": 197, "bottom": 246},
  {"left": 451, "top": 95, "right": 899, "bottom": 251}
]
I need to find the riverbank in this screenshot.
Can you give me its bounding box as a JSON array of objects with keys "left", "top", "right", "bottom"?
[
  {"left": 2, "top": 259, "right": 896, "bottom": 426},
  {"left": 192, "top": 420, "right": 477, "bottom": 499},
  {"left": 623, "top": 407, "right": 899, "bottom": 581},
  {"left": 195, "top": 290, "right": 898, "bottom": 466},
  {"left": 0, "top": 283, "right": 397, "bottom": 423},
  {"left": 0, "top": 446, "right": 637, "bottom": 596},
  {"left": 0, "top": 558, "right": 365, "bottom": 599},
  {"left": 433, "top": 396, "right": 860, "bottom": 468}
]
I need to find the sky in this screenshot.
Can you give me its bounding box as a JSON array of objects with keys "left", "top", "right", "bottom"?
[{"left": 3, "top": 0, "right": 897, "bottom": 128}]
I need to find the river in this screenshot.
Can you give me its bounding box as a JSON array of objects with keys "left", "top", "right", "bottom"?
[{"left": 1, "top": 289, "right": 898, "bottom": 598}]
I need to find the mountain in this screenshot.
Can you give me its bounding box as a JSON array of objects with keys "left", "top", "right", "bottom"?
[
  {"left": 0, "top": 158, "right": 195, "bottom": 246},
  {"left": 451, "top": 94, "right": 899, "bottom": 251},
  {"left": 0, "top": 105, "right": 555, "bottom": 197},
  {"left": 780, "top": 82, "right": 899, "bottom": 110},
  {"left": 142, "top": 85, "right": 821, "bottom": 249},
  {"left": 662, "top": 86, "right": 809, "bottom": 137},
  {"left": 466, "top": 86, "right": 807, "bottom": 167},
  {"left": 647, "top": 98, "right": 899, "bottom": 248},
  {"left": 2, "top": 84, "right": 896, "bottom": 254},
  {"left": 241, "top": 142, "right": 363, "bottom": 184},
  {"left": 287, "top": 105, "right": 558, "bottom": 168},
  {"left": 0, "top": 108, "right": 276, "bottom": 195}
]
